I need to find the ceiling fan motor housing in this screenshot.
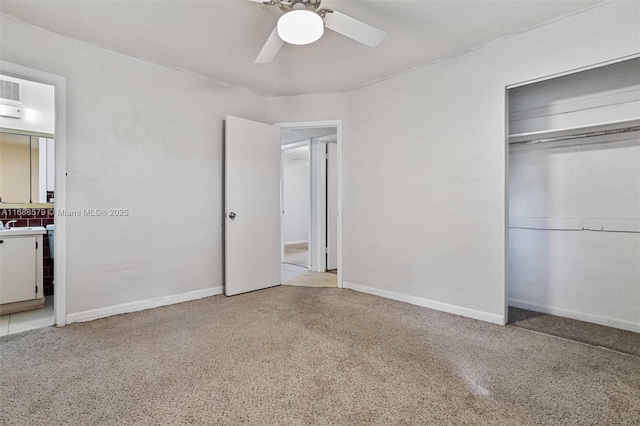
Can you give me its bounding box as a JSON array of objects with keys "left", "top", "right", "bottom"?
[{"left": 277, "top": 0, "right": 322, "bottom": 12}]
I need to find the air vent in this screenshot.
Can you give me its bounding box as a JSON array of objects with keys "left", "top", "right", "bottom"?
[{"left": 0, "top": 80, "right": 20, "bottom": 102}]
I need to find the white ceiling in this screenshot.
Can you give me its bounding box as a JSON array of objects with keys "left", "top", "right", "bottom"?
[
  {"left": 0, "top": 0, "right": 603, "bottom": 96},
  {"left": 281, "top": 127, "right": 336, "bottom": 144}
]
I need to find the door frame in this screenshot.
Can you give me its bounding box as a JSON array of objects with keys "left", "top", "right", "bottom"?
[
  {"left": 276, "top": 120, "right": 344, "bottom": 289},
  {"left": 0, "top": 60, "right": 67, "bottom": 327},
  {"left": 318, "top": 134, "right": 338, "bottom": 272}
]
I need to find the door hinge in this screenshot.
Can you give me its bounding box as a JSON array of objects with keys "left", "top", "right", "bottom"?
[
  {"left": 36, "top": 241, "right": 38, "bottom": 250},
  {"left": 35, "top": 285, "right": 38, "bottom": 294}
]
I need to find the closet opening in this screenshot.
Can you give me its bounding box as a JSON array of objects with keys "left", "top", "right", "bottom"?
[{"left": 505, "top": 57, "right": 640, "bottom": 355}]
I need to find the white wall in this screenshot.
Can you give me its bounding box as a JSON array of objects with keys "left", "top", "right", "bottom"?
[
  {"left": 0, "top": 16, "right": 268, "bottom": 316},
  {"left": 283, "top": 145, "right": 309, "bottom": 244},
  {"left": 268, "top": 1, "right": 640, "bottom": 324},
  {"left": 0, "top": 74, "right": 54, "bottom": 134}
]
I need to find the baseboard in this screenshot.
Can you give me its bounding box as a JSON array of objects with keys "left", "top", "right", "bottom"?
[
  {"left": 284, "top": 240, "right": 308, "bottom": 245},
  {"left": 509, "top": 298, "right": 640, "bottom": 333},
  {"left": 66, "top": 286, "right": 223, "bottom": 324},
  {"left": 344, "top": 281, "right": 505, "bottom": 325}
]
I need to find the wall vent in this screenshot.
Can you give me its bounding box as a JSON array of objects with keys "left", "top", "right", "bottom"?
[{"left": 0, "top": 80, "right": 20, "bottom": 102}]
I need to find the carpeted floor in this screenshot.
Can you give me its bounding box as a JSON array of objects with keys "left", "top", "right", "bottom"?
[
  {"left": 1, "top": 287, "right": 639, "bottom": 425},
  {"left": 283, "top": 243, "right": 308, "bottom": 268},
  {"left": 509, "top": 307, "right": 640, "bottom": 357}
]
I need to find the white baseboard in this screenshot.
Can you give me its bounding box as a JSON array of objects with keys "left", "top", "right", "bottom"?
[
  {"left": 344, "top": 281, "right": 505, "bottom": 325},
  {"left": 284, "top": 240, "right": 308, "bottom": 245},
  {"left": 66, "top": 286, "right": 223, "bottom": 324},
  {"left": 509, "top": 298, "right": 640, "bottom": 333}
]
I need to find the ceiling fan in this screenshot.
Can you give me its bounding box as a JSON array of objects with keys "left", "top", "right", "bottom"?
[{"left": 249, "top": 0, "right": 387, "bottom": 63}]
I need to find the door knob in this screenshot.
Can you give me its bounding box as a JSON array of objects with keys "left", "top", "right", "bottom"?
[{"left": 229, "top": 212, "right": 236, "bottom": 220}]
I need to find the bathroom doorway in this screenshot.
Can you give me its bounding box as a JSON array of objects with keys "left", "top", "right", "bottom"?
[
  {"left": 0, "top": 81, "right": 56, "bottom": 334},
  {"left": 0, "top": 61, "right": 67, "bottom": 333}
]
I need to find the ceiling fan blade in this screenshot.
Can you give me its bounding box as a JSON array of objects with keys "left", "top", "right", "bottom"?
[
  {"left": 255, "top": 26, "right": 284, "bottom": 63},
  {"left": 323, "top": 10, "right": 387, "bottom": 48}
]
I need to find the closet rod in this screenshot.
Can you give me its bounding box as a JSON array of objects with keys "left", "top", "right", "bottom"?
[{"left": 510, "top": 125, "right": 640, "bottom": 146}]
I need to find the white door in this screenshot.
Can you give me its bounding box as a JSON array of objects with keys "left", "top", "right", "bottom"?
[
  {"left": 0, "top": 236, "right": 37, "bottom": 304},
  {"left": 225, "top": 116, "right": 281, "bottom": 296},
  {"left": 326, "top": 142, "right": 338, "bottom": 271}
]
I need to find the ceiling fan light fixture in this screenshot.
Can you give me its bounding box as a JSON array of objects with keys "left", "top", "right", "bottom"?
[{"left": 277, "top": 10, "right": 324, "bottom": 45}]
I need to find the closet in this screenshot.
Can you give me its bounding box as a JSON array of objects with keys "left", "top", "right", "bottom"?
[{"left": 507, "top": 58, "right": 640, "bottom": 332}]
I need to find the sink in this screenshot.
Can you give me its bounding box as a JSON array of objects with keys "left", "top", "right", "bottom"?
[{"left": 0, "top": 226, "right": 46, "bottom": 236}]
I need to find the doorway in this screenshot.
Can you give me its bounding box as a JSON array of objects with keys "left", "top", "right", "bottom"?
[
  {"left": 223, "top": 117, "right": 343, "bottom": 295},
  {"left": 0, "top": 62, "right": 67, "bottom": 333},
  {"left": 278, "top": 121, "right": 343, "bottom": 289}
]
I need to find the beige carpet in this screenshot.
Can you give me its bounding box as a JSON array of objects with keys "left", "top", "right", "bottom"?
[
  {"left": 283, "top": 243, "right": 308, "bottom": 268},
  {"left": 1, "top": 287, "right": 639, "bottom": 425}
]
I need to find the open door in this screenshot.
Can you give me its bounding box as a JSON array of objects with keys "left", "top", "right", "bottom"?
[{"left": 225, "top": 116, "right": 281, "bottom": 296}]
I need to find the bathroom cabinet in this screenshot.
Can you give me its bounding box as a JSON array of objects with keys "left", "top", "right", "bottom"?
[{"left": 0, "top": 229, "right": 45, "bottom": 314}]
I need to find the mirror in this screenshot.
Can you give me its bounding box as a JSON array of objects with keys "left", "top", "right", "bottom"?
[{"left": 0, "top": 131, "right": 55, "bottom": 204}]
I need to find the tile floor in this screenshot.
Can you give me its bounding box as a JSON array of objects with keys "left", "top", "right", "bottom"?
[
  {"left": 0, "top": 296, "right": 54, "bottom": 337},
  {"left": 281, "top": 263, "right": 337, "bottom": 288}
]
